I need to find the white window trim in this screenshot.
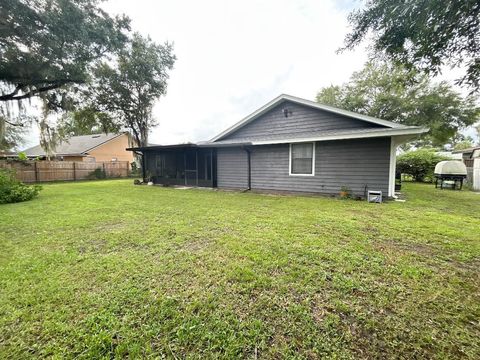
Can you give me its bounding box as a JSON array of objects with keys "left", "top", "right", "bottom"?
[{"left": 289, "top": 142, "right": 315, "bottom": 176}]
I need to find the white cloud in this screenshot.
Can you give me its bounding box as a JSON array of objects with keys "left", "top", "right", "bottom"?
[
  {"left": 20, "top": 0, "right": 477, "bottom": 148},
  {"left": 101, "top": 0, "right": 369, "bottom": 144}
]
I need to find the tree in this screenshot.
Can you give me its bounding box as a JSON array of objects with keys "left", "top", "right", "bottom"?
[
  {"left": 0, "top": 0, "right": 130, "bottom": 106},
  {"left": 453, "top": 137, "right": 474, "bottom": 151},
  {"left": 57, "top": 108, "right": 120, "bottom": 137},
  {"left": 316, "top": 62, "right": 480, "bottom": 147},
  {"left": 0, "top": 116, "right": 25, "bottom": 151},
  {"left": 0, "top": 0, "right": 131, "bottom": 150},
  {"left": 86, "top": 33, "right": 176, "bottom": 146},
  {"left": 342, "top": 0, "right": 480, "bottom": 90}
]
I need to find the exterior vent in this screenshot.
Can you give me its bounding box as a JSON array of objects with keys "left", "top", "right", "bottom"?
[{"left": 368, "top": 190, "right": 382, "bottom": 203}]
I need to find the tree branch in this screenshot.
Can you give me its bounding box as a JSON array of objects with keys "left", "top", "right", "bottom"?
[{"left": 0, "top": 79, "right": 84, "bottom": 101}]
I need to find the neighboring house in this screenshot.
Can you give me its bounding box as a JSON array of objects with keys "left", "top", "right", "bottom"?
[
  {"left": 452, "top": 146, "right": 480, "bottom": 190},
  {"left": 0, "top": 151, "right": 18, "bottom": 160},
  {"left": 23, "top": 133, "right": 134, "bottom": 163},
  {"left": 452, "top": 146, "right": 480, "bottom": 168},
  {"left": 128, "top": 94, "right": 427, "bottom": 198},
  {"left": 436, "top": 151, "right": 462, "bottom": 160}
]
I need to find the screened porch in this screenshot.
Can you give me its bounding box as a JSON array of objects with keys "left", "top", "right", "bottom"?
[{"left": 143, "top": 145, "right": 216, "bottom": 187}]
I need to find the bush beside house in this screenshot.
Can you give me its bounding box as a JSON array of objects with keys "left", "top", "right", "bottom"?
[{"left": 397, "top": 149, "right": 451, "bottom": 182}]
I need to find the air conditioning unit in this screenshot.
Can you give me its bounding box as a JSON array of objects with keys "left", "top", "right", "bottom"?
[{"left": 367, "top": 190, "right": 382, "bottom": 203}]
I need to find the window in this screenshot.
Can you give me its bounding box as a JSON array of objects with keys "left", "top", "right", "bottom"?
[{"left": 289, "top": 142, "right": 315, "bottom": 176}]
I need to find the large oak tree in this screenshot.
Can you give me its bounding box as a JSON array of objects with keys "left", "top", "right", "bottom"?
[
  {"left": 342, "top": 0, "right": 480, "bottom": 91},
  {"left": 316, "top": 62, "right": 480, "bottom": 147},
  {"left": 0, "top": 0, "right": 130, "bottom": 105},
  {"left": 0, "top": 0, "right": 130, "bottom": 150}
]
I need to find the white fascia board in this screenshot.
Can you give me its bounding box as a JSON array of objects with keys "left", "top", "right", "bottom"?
[
  {"left": 250, "top": 127, "right": 428, "bottom": 146},
  {"left": 210, "top": 94, "right": 405, "bottom": 142}
]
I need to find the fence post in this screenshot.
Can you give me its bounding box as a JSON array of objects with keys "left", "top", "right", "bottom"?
[
  {"left": 73, "top": 162, "right": 76, "bottom": 181},
  {"left": 34, "top": 161, "right": 39, "bottom": 182},
  {"left": 102, "top": 162, "right": 106, "bottom": 177}
]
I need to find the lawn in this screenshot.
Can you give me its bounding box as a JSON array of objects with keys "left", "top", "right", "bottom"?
[{"left": 0, "top": 180, "right": 479, "bottom": 359}]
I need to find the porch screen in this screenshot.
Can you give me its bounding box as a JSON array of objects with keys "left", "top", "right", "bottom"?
[{"left": 290, "top": 143, "right": 314, "bottom": 175}]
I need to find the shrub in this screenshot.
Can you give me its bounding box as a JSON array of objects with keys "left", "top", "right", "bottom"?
[
  {"left": 129, "top": 162, "right": 142, "bottom": 177},
  {"left": 0, "top": 169, "right": 42, "bottom": 204},
  {"left": 87, "top": 168, "right": 107, "bottom": 180},
  {"left": 397, "top": 149, "right": 451, "bottom": 182},
  {"left": 17, "top": 152, "right": 28, "bottom": 161}
]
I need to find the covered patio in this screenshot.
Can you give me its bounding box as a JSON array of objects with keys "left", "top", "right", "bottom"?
[{"left": 130, "top": 144, "right": 216, "bottom": 187}]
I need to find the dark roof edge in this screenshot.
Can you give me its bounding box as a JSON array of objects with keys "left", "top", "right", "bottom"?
[{"left": 127, "top": 142, "right": 253, "bottom": 151}]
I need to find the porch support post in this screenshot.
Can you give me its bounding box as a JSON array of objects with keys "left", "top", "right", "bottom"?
[
  {"left": 195, "top": 149, "right": 198, "bottom": 186},
  {"left": 141, "top": 152, "right": 146, "bottom": 182},
  {"left": 184, "top": 149, "right": 187, "bottom": 186},
  {"left": 210, "top": 148, "right": 214, "bottom": 187},
  {"left": 388, "top": 137, "right": 398, "bottom": 198}
]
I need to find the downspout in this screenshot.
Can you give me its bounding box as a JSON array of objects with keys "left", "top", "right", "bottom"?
[{"left": 243, "top": 147, "right": 251, "bottom": 190}]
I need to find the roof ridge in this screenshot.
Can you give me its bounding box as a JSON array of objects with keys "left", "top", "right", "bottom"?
[{"left": 210, "top": 94, "right": 407, "bottom": 142}]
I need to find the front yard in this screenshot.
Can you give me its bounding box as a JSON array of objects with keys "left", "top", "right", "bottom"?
[{"left": 0, "top": 180, "right": 479, "bottom": 358}]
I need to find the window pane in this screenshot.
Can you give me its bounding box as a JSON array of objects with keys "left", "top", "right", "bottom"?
[
  {"left": 292, "top": 143, "right": 312, "bottom": 159},
  {"left": 291, "top": 143, "right": 313, "bottom": 174}
]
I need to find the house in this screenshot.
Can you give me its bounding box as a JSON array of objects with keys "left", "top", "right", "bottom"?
[
  {"left": 128, "top": 94, "right": 428, "bottom": 198},
  {"left": 452, "top": 146, "right": 480, "bottom": 190},
  {"left": 23, "top": 133, "right": 135, "bottom": 163},
  {"left": 452, "top": 146, "right": 480, "bottom": 168}
]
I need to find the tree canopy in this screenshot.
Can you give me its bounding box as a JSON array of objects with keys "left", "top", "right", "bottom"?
[
  {"left": 0, "top": 0, "right": 175, "bottom": 152},
  {"left": 0, "top": 0, "right": 130, "bottom": 106},
  {"left": 84, "top": 33, "right": 176, "bottom": 147},
  {"left": 57, "top": 108, "right": 120, "bottom": 137},
  {"left": 342, "top": 0, "right": 480, "bottom": 91},
  {"left": 316, "top": 62, "right": 480, "bottom": 148}
]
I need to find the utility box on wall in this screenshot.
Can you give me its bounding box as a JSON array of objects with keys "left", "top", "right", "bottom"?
[{"left": 368, "top": 190, "right": 382, "bottom": 203}]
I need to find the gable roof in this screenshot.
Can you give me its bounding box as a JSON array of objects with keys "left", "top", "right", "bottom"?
[
  {"left": 210, "top": 94, "right": 408, "bottom": 142},
  {"left": 23, "top": 133, "right": 125, "bottom": 157}
]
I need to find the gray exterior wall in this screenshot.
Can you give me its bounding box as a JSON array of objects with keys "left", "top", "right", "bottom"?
[
  {"left": 222, "top": 101, "right": 385, "bottom": 141},
  {"left": 216, "top": 147, "right": 248, "bottom": 188},
  {"left": 217, "top": 138, "right": 391, "bottom": 196}
]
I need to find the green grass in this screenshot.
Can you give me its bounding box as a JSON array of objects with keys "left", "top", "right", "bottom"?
[{"left": 1, "top": 180, "right": 479, "bottom": 359}]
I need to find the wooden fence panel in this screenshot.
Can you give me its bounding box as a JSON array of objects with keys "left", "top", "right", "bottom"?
[{"left": 0, "top": 160, "right": 130, "bottom": 183}]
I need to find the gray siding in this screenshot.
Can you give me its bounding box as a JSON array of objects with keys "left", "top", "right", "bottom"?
[
  {"left": 250, "top": 138, "right": 390, "bottom": 196},
  {"left": 223, "top": 101, "right": 385, "bottom": 141},
  {"left": 217, "top": 147, "right": 248, "bottom": 188}
]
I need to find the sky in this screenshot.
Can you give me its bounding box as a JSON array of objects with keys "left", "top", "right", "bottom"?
[{"left": 22, "top": 0, "right": 478, "bottom": 148}]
